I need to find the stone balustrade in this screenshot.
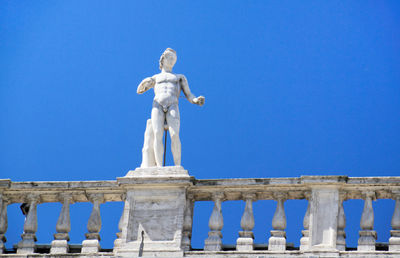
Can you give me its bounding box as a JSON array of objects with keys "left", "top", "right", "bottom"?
[
  {"left": 0, "top": 170, "right": 400, "bottom": 257},
  {"left": 0, "top": 179, "right": 123, "bottom": 256},
  {"left": 188, "top": 175, "right": 400, "bottom": 256}
]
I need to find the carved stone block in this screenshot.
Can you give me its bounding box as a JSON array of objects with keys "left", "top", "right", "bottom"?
[
  {"left": 82, "top": 239, "right": 100, "bottom": 253},
  {"left": 115, "top": 166, "right": 191, "bottom": 257},
  {"left": 268, "top": 230, "right": 286, "bottom": 251},
  {"left": 389, "top": 230, "right": 400, "bottom": 251},
  {"left": 50, "top": 239, "right": 69, "bottom": 254},
  {"left": 358, "top": 230, "right": 377, "bottom": 251},
  {"left": 309, "top": 187, "right": 339, "bottom": 251}
]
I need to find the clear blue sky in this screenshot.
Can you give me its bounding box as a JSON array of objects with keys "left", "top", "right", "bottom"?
[{"left": 1, "top": 0, "right": 399, "bottom": 250}]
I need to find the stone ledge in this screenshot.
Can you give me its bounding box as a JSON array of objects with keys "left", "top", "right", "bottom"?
[
  {"left": 117, "top": 166, "right": 193, "bottom": 187},
  {"left": 185, "top": 250, "right": 400, "bottom": 257},
  {"left": 300, "top": 175, "right": 348, "bottom": 184},
  {"left": 0, "top": 179, "right": 11, "bottom": 189},
  {"left": 124, "top": 166, "right": 190, "bottom": 178}
]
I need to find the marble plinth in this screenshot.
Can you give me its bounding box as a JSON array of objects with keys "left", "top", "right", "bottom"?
[{"left": 114, "top": 166, "right": 192, "bottom": 257}]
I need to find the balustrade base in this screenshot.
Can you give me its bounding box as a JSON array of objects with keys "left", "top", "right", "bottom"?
[
  {"left": 113, "top": 238, "right": 123, "bottom": 249},
  {"left": 236, "top": 231, "right": 254, "bottom": 251},
  {"left": 302, "top": 250, "right": 340, "bottom": 257},
  {"left": 358, "top": 230, "right": 377, "bottom": 251},
  {"left": 182, "top": 233, "right": 192, "bottom": 251},
  {"left": 114, "top": 241, "right": 184, "bottom": 257},
  {"left": 299, "top": 230, "right": 309, "bottom": 251},
  {"left": 50, "top": 239, "right": 69, "bottom": 254},
  {"left": 389, "top": 230, "right": 400, "bottom": 251},
  {"left": 115, "top": 250, "right": 184, "bottom": 257},
  {"left": 184, "top": 251, "right": 400, "bottom": 258},
  {"left": 389, "top": 245, "right": 400, "bottom": 252},
  {"left": 336, "top": 230, "right": 346, "bottom": 251},
  {"left": 114, "top": 232, "right": 124, "bottom": 249},
  {"left": 336, "top": 242, "right": 346, "bottom": 251},
  {"left": 268, "top": 230, "right": 286, "bottom": 251},
  {"left": 204, "top": 232, "right": 223, "bottom": 251},
  {"left": 0, "top": 235, "right": 5, "bottom": 254},
  {"left": 81, "top": 239, "right": 100, "bottom": 253},
  {"left": 114, "top": 226, "right": 185, "bottom": 256},
  {"left": 236, "top": 237, "right": 254, "bottom": 251},
  {"left": 17, "top": 233, "right": 37, "bottom": 254}
]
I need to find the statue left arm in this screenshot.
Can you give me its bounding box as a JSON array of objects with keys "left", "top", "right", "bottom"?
[{"left": 179, "top": 75, "right": 205, "bottom": 106}]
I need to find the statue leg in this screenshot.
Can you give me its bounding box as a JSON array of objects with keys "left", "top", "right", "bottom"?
[
  {"left": 141, "top": 119, "right": 156, "bottom": 168},
  {"left": 151, "top": 103, "right": 165, "bottom": 167},
  {"left": 166, "top": 104, "right": 181, "bottom": 166}
]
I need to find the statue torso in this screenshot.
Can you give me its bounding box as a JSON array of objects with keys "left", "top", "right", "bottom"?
[{"left": 153, "top": 72, "right": 180, "bottom": 108}]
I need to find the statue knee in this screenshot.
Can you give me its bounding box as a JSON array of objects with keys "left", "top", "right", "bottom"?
[
  {"left": 153, "top": 129, "right": 164, "bottom": 141},
  {"left": 142, "top": 145, "right": 151, "bottom": 152},
  {"left": 169, "top": 132, "right": 180, "bottom": 142}
]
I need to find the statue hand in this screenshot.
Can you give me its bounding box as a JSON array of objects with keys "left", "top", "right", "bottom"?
[{"left": 193, "top": 96, "right": 205, "bottom": 106}]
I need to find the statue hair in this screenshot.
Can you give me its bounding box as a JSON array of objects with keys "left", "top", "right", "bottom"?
[{"left": 159, "top": 48, "right": 177, "bottom": 70}]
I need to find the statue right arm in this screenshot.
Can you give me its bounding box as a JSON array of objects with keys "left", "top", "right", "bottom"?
[{"left": 137, "top": 77, "right": 155, "bottom": 94}]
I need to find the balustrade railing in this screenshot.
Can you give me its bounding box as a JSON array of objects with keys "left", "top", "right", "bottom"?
[
  {"left": 0, "top": 174, "right": 400, "bottom": 257},
  {"left": 0, "top": 179, "right": 123, "bottom": 255},
  {"left": 188, "top": 176, "right": 400, "bottom": 254}
]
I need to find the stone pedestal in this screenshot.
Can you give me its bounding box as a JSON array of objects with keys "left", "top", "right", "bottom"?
[
  {"left": 299, "top": 230, "right": 309, "bottom": 251},
  {"left": 204, "top": 231, "right": 223, "bottom": 251},
  {"left": 50, "top": 240, "right": 68, "bottom": 254},
  {"left": 301, "top": 176, "right": 347, "bottom": 252},
  {"left": 389, "top": 230, "right": 400, "bottom": 251},
  {"left": 236, "top": 231, "right": 254, "bottom": 251},
  {"left": 336, "top": 230, "right": 346, "bottom": 251},
  {"left": 268, "top": 230, "right": 286, "bottom": 251},
  {"left": 309, "top": 188, "right": 339, "bottom": 251},
  {"left": 114, "top": 166, "right": 192, "bottom": 257},
  {"left": 82, "top": 239, "right": 101, "bottom": 253},
  {"left": 358, "top": 230, "right": 376, "bottom": 251},
  {"left": 50, "top": 237, "right": 69, "bottom": 254},
  {"left": 0, "top": 235, "right": 5, "bottom": 254},
  {"left": 17, "top": 233, "right": 36, "bottom": 254}
]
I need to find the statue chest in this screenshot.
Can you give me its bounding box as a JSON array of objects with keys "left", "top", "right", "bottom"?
[
  {"left": 154, "top": 74, "right": 180, "bottom": 94},
  {"left": 155, "top": 73, "right": 179, "bottom": 84}
]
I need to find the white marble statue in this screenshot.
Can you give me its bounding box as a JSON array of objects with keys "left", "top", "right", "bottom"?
[{"left": 137, "top": 48, "right": 205, "bottom": 167}]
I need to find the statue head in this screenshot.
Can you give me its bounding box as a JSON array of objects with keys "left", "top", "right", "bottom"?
[{"left": 159, "top": 48, "right": 177, "bottom": 70}]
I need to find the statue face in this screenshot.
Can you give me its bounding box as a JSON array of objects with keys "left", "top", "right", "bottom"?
[{"left": 162, "top": 51, "right": 177, "bottom": 68}]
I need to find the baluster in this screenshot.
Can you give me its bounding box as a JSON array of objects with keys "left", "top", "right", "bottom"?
[
  {"left": 389, "top": 190, "right": 400, "bottom": 251},
  {"left": 0, "top": 194, "right": 8, "bottom": 254},
  {"left": 357, "top": 191, "right": 376, "bottom": 251},
  {"left": 204, "top": 192, "right": 224, "bottom": 251},
  {"left": 299, "top": 192, "right": 310, "bottom": 251},
  {"left": 269, "top": 192, "right": 287, "bottom": 251},
  {"left": 236, "top": 193, "right": 256, "bottom": 251},
  {"left": 182, "top": 193, "right": 194, "bottom": 251},
  {"left": 17, "top": 194, "right": 39, "bottom": 254},
  {"left": 82, "top": 193, "right": 104, "bottom": 253},
  {"left": 51, "top": 193, "right": 73, "bottom": 254},
  {"left": 114, "top": 193, "right": 126, "bottom": 249},
  {"left": 336, "top": 192, "right": 346, "bottom": 251}
]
